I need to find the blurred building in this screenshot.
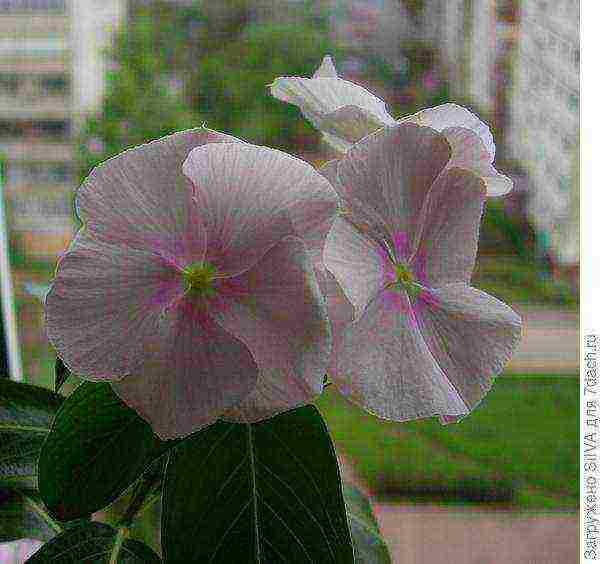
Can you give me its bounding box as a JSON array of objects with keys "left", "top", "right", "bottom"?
[
  {"left": 506, "top": 0, "right": 580, "bottom": 267},
  {"left": 0, "top": 0, "right": 126, "bottom": 259}
]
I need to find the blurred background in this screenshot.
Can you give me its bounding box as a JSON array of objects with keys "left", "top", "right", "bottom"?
[{"left": 0, "top": 0, "right": 579, "bottom": 562}]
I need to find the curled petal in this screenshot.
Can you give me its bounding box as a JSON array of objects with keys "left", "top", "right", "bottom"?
[
  {"left": 112, "top": 300, "right": 258, "bottom": 439},
  {"left": 442, "top": 127, "right": 513, "bottom": 196},
  {"left": 45, "top": 232, "right": 185, "bottom": 380},
  {"left": 213, "top": 237, "right": 331, "bottom": 423},
  {"left": 270, "top": 58, "right": 395, "bottom": 150},
  {"left": 401, "top": 103, "right": 496, "bottom": 160},
  {"left": 182, "top": 143, "right": 338, "bottom": 277},
  {"left": 414, "top": 284, "right": 522, "bottom": 423},
  {"left": 329, "top": 290, "right": 468, "bottom": 422},
  {"left": 411, "top": 168, "right": 486, "bottom": 287}
]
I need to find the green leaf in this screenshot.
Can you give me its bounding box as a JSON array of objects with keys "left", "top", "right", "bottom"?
[
  {"left": 38, "top": 382, "right": 175, "bottom": 521},
  {"left": 54, "top": 359, "right": 70, "bottom": 394},
  {"left": 25, "top": 521, "right": 161, "bottom": 563},
  {"left": 162, "top": 405, "right": 355, "bottom": 563},
  {"left": 0, "top": 379, "right": 63, "bottom": 489},
  {"left": 0, "top": 487, "right": 62, "bottom": 542},
  {"left": 343, "top": 484, "right": 392, "bottom": 564}
]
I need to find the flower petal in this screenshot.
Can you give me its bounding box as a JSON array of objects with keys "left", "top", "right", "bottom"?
[
  {"left": 270, "top": 59, "right": 395, "bottom": 151},
  {"left": 323, "top": 216, "right": 386, "bottom": 320},
  {"left": 182, "top": 142, "right": 338, "bottom": 276},
  {"left": 443, "top": 127, "right": 513, "bottom": 196},
  {"left": 335, "top": 123, "right": 451, "bottom": 256},
  {"left": 76, "top": 127, "right": 242, "bottom": 252},
  {"left": 313, "top": 55, "right": 339, "bottom": 78},
  {"left": 212, "top": 237, "right": 331, "bottom": 423},
  {"left": 112, "top": 302, "right": 258, "bottom": 439},
  {"left": 45, "top": 231, "right": 185, "bottom": 380},
  {"left": 401, "top": 103, "right": 496, "bottom": 160},
  {"left": 318, "top": 105, "right": 389, "bottom": 153},
  {"left": 314, "top": 263, "right": 354, "bottom": 342},
  {"left": 411, "top": 168, "right": 486, "bottom": 287},
  {"left": 415, "top": 284, "right": 522, "bottom": 422},
  {"left": 329, "top": 289, "right": 468, "bottom": 421}
]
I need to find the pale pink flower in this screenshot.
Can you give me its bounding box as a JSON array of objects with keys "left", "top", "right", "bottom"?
[
  {"left": 322, "top": 123, "right": 522, "bottom": 423},
  {"left": 0, "top": 539, "right": 44, "bottom": 563},
  {"left": 270, "top": 56, "right": 512, "bottom": 196},
  {"left": 45, "top": 128, "right": 338, "bottom": 439}
]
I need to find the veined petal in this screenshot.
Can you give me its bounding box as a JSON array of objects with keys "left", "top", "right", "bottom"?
[
  {"left": 414, "top": 284, "right": 522, "bottom": 422},
  {"left": 76, "top": 127, "right": 243, "bottom": 253},
  {"left": 182, "top": 142, "right": 338, "bottom": 277},
  {"left": 45, "top": 231, "right": 185, "bottom": 380},
  {"left": 112, "top": 302, "right": 258, "bottom": 439},
  {"left": 443, "top": 127, "right": 513, "bottom": 196},
  {"left": 336, "top": 123, "right": 451, "bottom": 256},
  {"left": 323, "top": 216, "right": 387, "bottom": 321},
  {"left": 314, "top": 263, "right": 354, "bottom": 342},
  {"left": 318, "top": 105, "right": 389, "bottom": 152},
  {"left": 411, "top": 168, "right": 486, "bottom": 287},
  {"left": 329, "top": 289, "right": 468, "bottom": 421},
  {"left": 401, "top": 103, "right": 496, "bottom": 160},
  {"left": 212, "top": 237, "right": 331, "bottom": 423}
]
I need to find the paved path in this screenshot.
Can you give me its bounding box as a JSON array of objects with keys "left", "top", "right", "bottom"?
[
  {"left": 374, "top": 505, "right": 578, "bottom": 564},
  {"left": 338, "top": 454, "right": 578, "bottom": 564},
  {"left": 505, "top": 306, "right": 579, "bottom": 374}
]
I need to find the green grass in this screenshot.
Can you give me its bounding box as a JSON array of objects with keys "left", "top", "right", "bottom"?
[{"left": 315, "top": 375, "right": 579, "bottom": 510}]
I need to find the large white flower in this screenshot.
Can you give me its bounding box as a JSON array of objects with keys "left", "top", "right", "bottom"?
[{"left": 270, "top": 56, "right": 512, "bottom": 196}]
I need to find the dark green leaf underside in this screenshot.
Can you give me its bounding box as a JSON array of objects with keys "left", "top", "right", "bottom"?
[
  {"left": 38, "top": 382, "right": 174, "bottom": 521},
  {"left": 0, "top": 379, "right": 62, "bottom": 489},
  {"left": 26, "top": 521, "right": 160, "bottom": 563}
]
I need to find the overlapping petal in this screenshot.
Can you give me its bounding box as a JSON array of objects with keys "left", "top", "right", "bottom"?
[
  {"left": 334, "top": 123, "right": 451, "bottom": 260},
  {"left": 414, "top": 284, "right": 522, "bottom": 419},
  {"left": 182, "top": 143, "right": 338, "bottom": 276},
  {"left": 45, "top": 231, "right": 189, "bottom": 380},
  {"left": 211, "top": 237, "right": 331, "bottom": 423},
  {"left": 323, "top": 217, "right": 386, "bottom": 321},
  {"left": 399, "top": 103, "right": 496, "bottom": 159},
  {"left": 329, "top": 290, "right": 468, "bottom": 421},
  {"left": 411, "top": 167, "right": 486, "bottom": 287},
  {"left": 76, "top": 127, "right": 243, "bottom": 251},
  {"left": 441, "top": 127, "right": 512, "bottom": 196},
  {"left": 111, "top": 302, "right": 258, "bottom": 439},
  {"left": 271, "top": 58, "right": 512, "bottom": 196}
]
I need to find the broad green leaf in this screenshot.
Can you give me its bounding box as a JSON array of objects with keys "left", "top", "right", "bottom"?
[
  {"left": 38, "top": 382, "right": 175, "bottom": 521},
  {"left": 26, "top": 521, "right": 160, "bottom": 563},
  {"left": 54, "top": 359, "right": 70, "bottom": 394},
  {"left": 343, "top": 484, "right": 392, "bottom": 564},
  {"left": 163, "top": 405, "right": 355, "bottom": 563},
  {"left": 0, "top": 379, "right": 62, "bottom": 489},
  {"left": 0, "top": 487, "right": 61, "bottom": 543}
]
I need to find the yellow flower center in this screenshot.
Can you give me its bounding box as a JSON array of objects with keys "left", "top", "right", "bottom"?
[
  {"left": 394, "top": 262, "right": 414, "bottom": 288},
  {"left": 182, "top": 262, "right": 217, "bottom": 298}
]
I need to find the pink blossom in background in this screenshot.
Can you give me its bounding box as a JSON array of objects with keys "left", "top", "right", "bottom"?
[
  {"left": 322, "top": 122, "right": 522, "bottom": 424},
  {"left": 44, "top": 128, "right": 338, "bottom": 439},
  {"left": 271, "top": 56, "right": 513, "bottom": 196},
  {"left": 422, "top": 69, "right": 441, "bottom": 92},
  {"left": 0, "top": 539, "right": 44, "bottom": 563}
]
